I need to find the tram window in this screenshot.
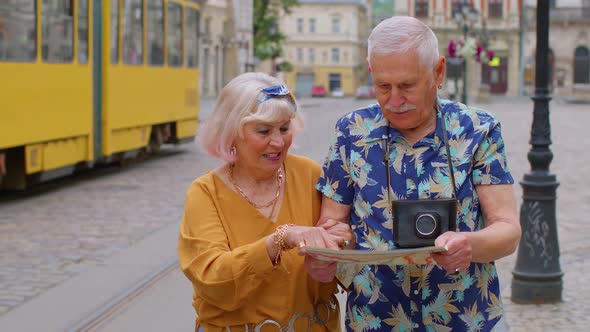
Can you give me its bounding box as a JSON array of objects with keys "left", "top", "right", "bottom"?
[
  {"left": 111, "top": 0, "right": 119, "bottom": 64},
  {"left": 42, "top": 0, "right": 74, "bottom": 63},
  {"left": 0, "top": 0, "right": 37, "bottom": 62},
  {"left": 185, "top": 7, "right": 199, "bottom": 68},
  {"left": 78, "top": 0, "right": 89, "bottom": 64},
  {"left": 122, "top": 0, "right": 143, "bottom": 65},
  {"left": 167, "top": 2, "right": 182, "bottom": 67},
  {"left": 147, "top": 0, "right": 163, "bottom": 66}
]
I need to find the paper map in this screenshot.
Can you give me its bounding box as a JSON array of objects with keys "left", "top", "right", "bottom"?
[{"left": 304, "top": 245, "right": 447, "bottom": 265}]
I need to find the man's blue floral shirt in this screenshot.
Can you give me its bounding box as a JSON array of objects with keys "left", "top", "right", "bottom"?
[{"left": 316, "top": 99, "right": 513, "bottom": 332}]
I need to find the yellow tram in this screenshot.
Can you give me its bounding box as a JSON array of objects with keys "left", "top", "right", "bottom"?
[{"left": 0, "top": 0, "right": 200, "bottom": 190}]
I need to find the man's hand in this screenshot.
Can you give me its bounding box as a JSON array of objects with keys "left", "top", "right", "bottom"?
[
  {"left": 304, "top": 256, "right": 337, "bottom": 283},
  {"left": 432, "top": 231, "right": 472, "bottom": 273},
  {"left": 320, "top": 219, "right": 354, "bottom": 248},
  {"left": 433, "top": 184, "right": 520, "bottom": 273}
]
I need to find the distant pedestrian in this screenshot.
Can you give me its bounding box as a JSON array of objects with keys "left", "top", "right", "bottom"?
[{"left": 178, "top": 72, "right": 352, "bottom": 332}]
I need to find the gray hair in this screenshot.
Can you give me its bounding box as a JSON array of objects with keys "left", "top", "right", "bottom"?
[
  {"left": 200, "top": 72, "right": 302, "bottom": 162},
  {"left": 367, "top": 16, "right": 440, "bottom": 71}
]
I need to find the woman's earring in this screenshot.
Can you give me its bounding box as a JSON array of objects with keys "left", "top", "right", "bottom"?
[
  {"left": 229, "top": 146, "right": 237, "bottom": 166},
  {"left": 438, "top": 84, "right": 443, "bottom": 90}
]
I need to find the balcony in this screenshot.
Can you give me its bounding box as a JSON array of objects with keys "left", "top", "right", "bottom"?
[{"left": 550, "top": 7, "right": 590, "bottom": 23}]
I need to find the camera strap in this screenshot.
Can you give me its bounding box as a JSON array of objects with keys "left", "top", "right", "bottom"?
[{"left": 439, "top": 111, "right": 459, "bottom": 200}]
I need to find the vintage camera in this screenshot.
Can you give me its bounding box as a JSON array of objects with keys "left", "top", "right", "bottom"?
[{"left": 392, "top": 199, "right": 457, "bottom": 248}]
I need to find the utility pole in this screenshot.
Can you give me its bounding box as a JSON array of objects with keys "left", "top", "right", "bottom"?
[{"left": 461, "top": 24, "right": 468, "bottom": 104}]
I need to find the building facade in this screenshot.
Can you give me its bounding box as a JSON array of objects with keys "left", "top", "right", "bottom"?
[
  {"left": 199, "top": 0, "right": 253, "bottom": 98},
  {"left": 199, "top": 0, "right": 227, "bottom": 98},
  {"left": 523, "top": 0, "right": 590, "bottom": 101},
  {"left": 280, "top": 0, "right": 372, "bottom": 97},
  {"left": 231, "top": 0, "right": 255, "bottom": 74},
  {"left": 395, "top": 0, "right": 521, "bottom": 100}
]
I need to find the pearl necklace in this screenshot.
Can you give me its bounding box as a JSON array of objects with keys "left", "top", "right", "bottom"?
[{"left": 228, "top": 165, "right": 284, "bottom": 218}]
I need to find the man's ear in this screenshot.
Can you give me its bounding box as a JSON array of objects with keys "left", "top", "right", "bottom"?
[{"left": 434, "top": 56, "right": 446, "bottom": 85}]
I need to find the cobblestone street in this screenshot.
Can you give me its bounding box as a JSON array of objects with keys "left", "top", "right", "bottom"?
[
  {"left": 0, "top": 96, "right": 589, "bottom": 331},
  {"left": 477, "top": 97, "right": 590, "bottom": 331}
]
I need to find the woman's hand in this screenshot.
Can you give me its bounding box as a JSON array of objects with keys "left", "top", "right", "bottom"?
[
  {"left": 297, "top": 224, "right": 340, "bottom": 283},
  {"left": 284, "top": 225, "right": 340, "bottom": 251},
  {"left": 291, "top": 220, "right": 353, "bottom": 283},
  {"left": 266, "top": 225, "right": 339, "bottom": 267}
]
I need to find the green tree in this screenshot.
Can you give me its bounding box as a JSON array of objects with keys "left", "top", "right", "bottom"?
[{"left": 253, "top": 0, "right": 298, "bottom": 74}]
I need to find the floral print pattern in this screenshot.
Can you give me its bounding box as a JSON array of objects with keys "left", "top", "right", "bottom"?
[{"left": 317, "top": 99, "right": 513, "bottom": 331}]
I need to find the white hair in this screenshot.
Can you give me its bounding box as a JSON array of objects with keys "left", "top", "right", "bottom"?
[
  {"left": 367, "top": 16, "right": 440, "bottom": 71},
  {"left": 200, "top": 72, "right": 302, "bottom": 162}
]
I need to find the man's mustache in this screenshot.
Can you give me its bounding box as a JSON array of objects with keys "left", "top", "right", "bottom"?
[{"left": 384, "top": 103, "right": 417, "bottom": 113}]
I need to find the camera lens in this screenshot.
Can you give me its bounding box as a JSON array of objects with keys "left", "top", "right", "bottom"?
[{"left": 415, "top": 213, "right": 438, "bottom": 237}]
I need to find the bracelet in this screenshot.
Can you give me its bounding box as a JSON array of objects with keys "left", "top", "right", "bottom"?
[{"left": 273, "top": 223, "right": 295, "bottom": 266}]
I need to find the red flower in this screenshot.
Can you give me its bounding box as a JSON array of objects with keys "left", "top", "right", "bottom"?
[{"left": 447, "top": 39, "right": 463, "bottom": 58}]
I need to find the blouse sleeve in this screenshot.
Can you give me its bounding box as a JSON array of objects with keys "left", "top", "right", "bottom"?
[{"left": 177, "top": 180, "right": 274, "bottom": 311}]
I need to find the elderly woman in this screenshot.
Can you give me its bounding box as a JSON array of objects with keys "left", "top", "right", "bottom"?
[{"left": 178, "top": 72, "right": 350, "bottom": 332}]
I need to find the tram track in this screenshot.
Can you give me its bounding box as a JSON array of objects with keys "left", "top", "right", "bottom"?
[{"left": 65, "top": 259, "right": 179, "bottom": 332}]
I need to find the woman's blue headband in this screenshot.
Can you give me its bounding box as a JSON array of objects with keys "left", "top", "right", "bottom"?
[{"left": 257, "top": 85, "right": 297, "bottom": 112}]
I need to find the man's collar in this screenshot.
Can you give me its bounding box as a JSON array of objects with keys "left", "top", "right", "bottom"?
[
  {"left": 433, "top": 98, "right": 463, "bottom": 148},
  {"left": 361, "top": 105, "right": 389, "bottom": 143}
]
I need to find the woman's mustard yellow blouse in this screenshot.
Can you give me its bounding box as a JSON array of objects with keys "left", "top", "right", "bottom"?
[{"left": 178, "top": 154, "right": 340, "bottom": 332}]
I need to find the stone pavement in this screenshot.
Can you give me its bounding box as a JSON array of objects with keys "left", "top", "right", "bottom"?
[
  {"left": 0, "top": 96, "right": 589, "bottom": 331},
  {"left": 475, "top": 97, "right": 590, "bottom": 331}
]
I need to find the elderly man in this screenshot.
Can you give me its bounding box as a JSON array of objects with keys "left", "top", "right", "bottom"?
[{"left": 307, "top": 16, "right": 521, "bottom": 331}]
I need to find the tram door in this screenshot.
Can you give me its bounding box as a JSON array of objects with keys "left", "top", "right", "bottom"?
[{"left": 93, "top": 0, "right": 102, "bottom": 158}]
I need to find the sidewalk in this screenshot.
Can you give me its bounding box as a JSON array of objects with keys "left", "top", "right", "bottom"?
[
  {"left": 0, "top": 218, "right": 182, "bottom": 332},
  {"left": 499, "top": 252, "right": 589, "bottom": 331}
]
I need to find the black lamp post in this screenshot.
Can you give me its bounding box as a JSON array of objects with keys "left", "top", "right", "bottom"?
[
  {"left": 453, "top": 1, "right": 478, "bottom": 105},
  {"left": 511, "top": 0, "right": 562, "bottom": 304}
]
